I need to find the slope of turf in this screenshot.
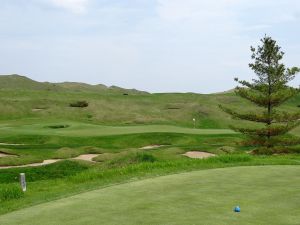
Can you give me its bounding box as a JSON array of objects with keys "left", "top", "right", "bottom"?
[{"left": 0, "top": 165, "right": 299, "bottom": 225}]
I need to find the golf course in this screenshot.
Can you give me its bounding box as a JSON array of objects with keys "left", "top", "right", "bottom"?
[
  {"left": 1, "top": 0, "right": 300, "bottom": 223},
  {"left": 0, "top": 75, "right": 299, "bottom": 224}
]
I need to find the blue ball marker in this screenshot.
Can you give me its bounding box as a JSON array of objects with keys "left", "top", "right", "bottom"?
[{"left": 234, "top": 206, "right": 241, "bottom": 212}]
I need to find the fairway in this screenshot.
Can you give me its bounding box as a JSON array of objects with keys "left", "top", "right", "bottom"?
[
  {"left": 0, "top": 166, "right": 299, "bottom": 225},
  {"left": 0, "top": 122, "right": 235, "bottom": 137}
]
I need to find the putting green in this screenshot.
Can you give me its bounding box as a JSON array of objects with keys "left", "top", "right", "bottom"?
[{"left": 0, "top": 166, "right": 299, "bottom": 225}]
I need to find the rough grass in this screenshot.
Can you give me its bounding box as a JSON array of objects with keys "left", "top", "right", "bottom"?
[
  {"left": 0, "top": 184, "right": 24, "bottom": 202},
  {"left": 0, "top": 161, "right": 89, "bottom": 183}
]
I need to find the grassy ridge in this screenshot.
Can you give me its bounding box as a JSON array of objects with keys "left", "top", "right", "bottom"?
[{"left": 1, "top": 75, "right": 300, "bottom": 128}]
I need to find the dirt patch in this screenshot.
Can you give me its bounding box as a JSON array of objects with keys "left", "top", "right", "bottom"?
[
  {"left": 72, "top": 154, "right": 99, "bottom": 162},
  {"left": 182, "top": 151, "right": 215, "bottom": 159},
  {"left": 140, "top": 145, "right": 167, "bottom": 150}
]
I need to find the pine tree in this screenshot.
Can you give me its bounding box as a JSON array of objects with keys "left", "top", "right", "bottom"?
[{"left": 220, "top": 36, "right": 300, "bottom": 154}]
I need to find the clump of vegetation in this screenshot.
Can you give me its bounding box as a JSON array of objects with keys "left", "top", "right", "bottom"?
[
  {"left": 107, "top": 152, "right": 157, "bottom": 167},
  {"left": 0, "top": 185, "right": 24, "bottom": 202},
  {"left": 221, "top": 36, "right": 300, "bottom": 154},
  {"left": 69, "top": 101, "right": 88, "bottom": 108},
  {"left": 47, "top": 124, "right": 70, "bottom": 129},
  {"left": 135, "top": 152, "right": 157, "bottom": 163}
]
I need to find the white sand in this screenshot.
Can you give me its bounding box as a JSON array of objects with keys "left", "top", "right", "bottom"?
[{"left": 182, "top": 151, "right": 215, "bottom": 159}]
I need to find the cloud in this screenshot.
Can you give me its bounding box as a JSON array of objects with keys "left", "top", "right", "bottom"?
[
  {"left": 50, "top": 0, "right": 89, "bottom": 14},
  {"left": 156, "top": 0, "right": 237, "bottom": 22}
]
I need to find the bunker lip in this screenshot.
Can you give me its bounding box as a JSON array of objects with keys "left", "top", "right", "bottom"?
[{"left": 182, "top": 151, "right": 216, "bottom": 159}]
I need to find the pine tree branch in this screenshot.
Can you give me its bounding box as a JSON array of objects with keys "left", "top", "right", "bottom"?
[
  {"left": 230, "top": 122, "right": 300, "bottom": 137},
  {"left": 273, "top": 111, "right": 300, "bottom": 123},
  {"left": 235, "top": 88, "right": 267, "bottom": 107},
  {"left": 219, "top": 105, "right": 269, "bottom": 123},
  {"left": 243, "top": 135, "right": 300, "bottom": 147}
]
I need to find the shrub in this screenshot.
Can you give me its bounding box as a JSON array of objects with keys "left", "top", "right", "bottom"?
[
  {"left": 0, "top": 185, "right": 24, "bottom": 202},
  {"left": 69, "top": 101, "right": 88, "bottom": 108}
]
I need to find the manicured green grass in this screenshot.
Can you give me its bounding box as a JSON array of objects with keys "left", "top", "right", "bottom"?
[
  {"left": 0, "top": 121, "right": 235, "bottom": 137},
  {"left": 0, "top": 153, "right": 299, "bottom": 216},
  {"left": 0, "top": 165, "right": 299, "bottom": 225}
]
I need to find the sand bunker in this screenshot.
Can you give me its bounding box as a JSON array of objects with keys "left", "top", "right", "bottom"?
[
  {"left": 72, "top": 154, "right": 99, "bottom": 162},
  {"left": 0, "top": 154, "right": 101, "bottom": 169},
  {"left": 32, "top": 108, "right": 44, "bottom": 112},
  {"left": 140, "top": 145, "right": 167, "bottom": 150},
  {"left": 0, "top": 153, "right": 11, "bottom": 158},
  {"left": 0, "top": 143, "right": 25, "bottom": 146},
  {"left": 182, "top": 151, "right": 215, "bottom": 159},
  {"left": 0, "top": 159, "right": 61, "bottom": 169}
]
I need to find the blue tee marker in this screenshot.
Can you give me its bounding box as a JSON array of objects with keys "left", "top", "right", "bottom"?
[{"left": 234, "top": 206, "right": 241, "bottom": 212}]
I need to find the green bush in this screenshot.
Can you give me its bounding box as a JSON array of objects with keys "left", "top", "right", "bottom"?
[
  {"left": 69, "top": 101, "right": 88, "bottom": 108},
  {"left": 0, "top": 185, "right": 24, "bottom": 202},
  {"left": 47, "top": 124, "right": 70, "bottom": 129}
]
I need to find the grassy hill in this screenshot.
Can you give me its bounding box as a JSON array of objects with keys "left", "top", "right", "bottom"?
[{"left": 1, "top": 74, "right": 300, "bottom": 128}]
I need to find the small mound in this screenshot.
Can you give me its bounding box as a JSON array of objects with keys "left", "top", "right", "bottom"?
[
  {"left": 140, "top": 145, "right": 167, "bottom": 150},
  {"left": 72, "top": 154, "right": 99, "bottom": 162},
  {"left": 182, "top": 151, "right": 215, "bottom": 159}
]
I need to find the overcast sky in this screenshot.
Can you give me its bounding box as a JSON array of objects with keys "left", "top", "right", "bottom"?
[{"left": 0, "top": 0, "right": 300, "bottom": 93}]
